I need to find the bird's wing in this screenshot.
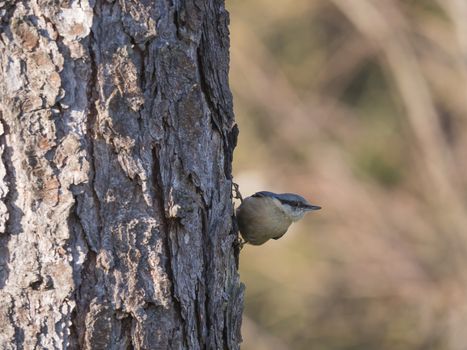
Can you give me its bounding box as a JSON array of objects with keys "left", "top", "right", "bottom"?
[{"left": 252, "top": 191, "right": 276, "bottom": 198}]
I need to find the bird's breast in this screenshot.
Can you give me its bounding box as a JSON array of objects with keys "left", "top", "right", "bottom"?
[{"left": 236, "top": 197, "right": 292, "bottom": 245}]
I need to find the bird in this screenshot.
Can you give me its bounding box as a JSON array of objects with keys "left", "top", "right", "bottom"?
[{"left": 236, "top": 191, "right": 321, "bottom": 246}]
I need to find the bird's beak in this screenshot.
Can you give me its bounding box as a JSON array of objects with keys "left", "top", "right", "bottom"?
[{"left": 304, "top": 204, "right": 321, "bottom": 211}]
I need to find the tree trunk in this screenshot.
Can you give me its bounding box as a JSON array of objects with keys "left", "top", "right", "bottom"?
[{"left": 0, "top": 1, "right": 243, "bottom": 349}]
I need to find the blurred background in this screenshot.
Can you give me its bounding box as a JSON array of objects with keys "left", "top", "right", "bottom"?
[{"left": 228, "top": 0, "right": 467, "bottom": 349}]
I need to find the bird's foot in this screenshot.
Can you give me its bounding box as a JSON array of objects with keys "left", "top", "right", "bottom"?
[
  {"left": 232, "top": 182, "right": 243, "bottom": 203},
  {"left": 235, "top": 236, "right": 247, "bottom": 251}
]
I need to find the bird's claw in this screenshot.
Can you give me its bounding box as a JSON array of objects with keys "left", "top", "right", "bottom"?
[
  {"left": 232, "top": 182, "right": 243, "bottom": 203},
  {"left": 236, "top": 237, "right": 247, "bottom": 250}
]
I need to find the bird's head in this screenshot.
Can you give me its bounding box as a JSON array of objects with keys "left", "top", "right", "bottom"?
[{"left": 252, "top": 191, "right": 321, "bottom": 221}]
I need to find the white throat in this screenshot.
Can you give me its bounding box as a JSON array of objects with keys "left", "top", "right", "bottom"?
[{"left": 279, "top": 203, "right": 306, "bottom": 222}]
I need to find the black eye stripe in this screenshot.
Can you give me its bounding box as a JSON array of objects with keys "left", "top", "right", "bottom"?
[{"left": 281, "top": 200, "right": 301, "bottom": 207}]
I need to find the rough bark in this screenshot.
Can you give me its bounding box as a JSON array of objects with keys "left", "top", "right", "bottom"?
[{"left": 0, "top": 1, "right": 243, "bottom": 349}]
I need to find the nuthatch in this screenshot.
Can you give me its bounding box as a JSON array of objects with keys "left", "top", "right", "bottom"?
[{"left": 236, "top": 191, "right": 321, "bottom": 246}]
